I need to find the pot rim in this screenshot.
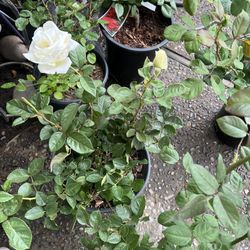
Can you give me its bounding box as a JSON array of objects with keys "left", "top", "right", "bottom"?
[
  {"left": 100, "top": 15, "right": 173, "bottom": 52},
  {"left": 48, "top": 47, "right": 109, "bottom": 106}
]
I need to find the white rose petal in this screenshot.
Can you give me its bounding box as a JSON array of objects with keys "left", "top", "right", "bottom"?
[
  {"left": 38, "top": 57, "right": 72, "bottom": 74},
  {"left": 24, "top": 21, "right": 78, "bottom": 74}
]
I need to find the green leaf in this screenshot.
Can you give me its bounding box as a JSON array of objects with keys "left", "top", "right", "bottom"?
[
  {"left": 182, "top": 152, "right": 193, "bottom": 173},
  {"left": 166, "top": 84, "right": 188, "bottom": 97},
  {"left": 28, "top": 158, "right": 44, "bottom": 176},
  {"left": 161, "top": 4, "right": 173, "bottom": 18},
  {"left": 240, "top": 146, "right": 250, "bottom": 171},
  {"left": 111, "top": 185, "right": 124, "bottom": 201},
  {"left": 61, "top": 103, "right": 79, "bottom": 132},
  {"left": 116, "top": 205, "right": 131, "bottom": 221},
  {"left": 193, "top": 220, "right": 219, "bottom": 243},
  {"left": 213, "top": 193, "right": 240, "bottom": 230},
  {"left": 87, "top": 53, "right": 96, "bottom": 64},
  {"left": 36, "top": 192, "right": 47, "bottom": 206},
  {"left": 158, "top": 211, "right": 176, "bottom": 226},
  {"left": 1, "top": 82, "right": 16, "bottom": 89},
  {"left": 49, "top": 132, "right": 66, "bottom": 152},
  {"left": 131, "top": 196, "right": 145, "bottom": 217},
  {"left": 164, "top": 224, "right": 192, "bottom": 246},
  {"left": 190, "top": 59, "right": 209, "bottom": 74},
  {"left": 183, "top": 0, "right": 200, "bottom": 16},
  {"left": 6, "top": 99, "right": 31, "bottom": 118},
  {"left": 76, "top": 207, "right": 89, "bottom": 225},
  {"left": 216, "top": 116, "right": 248, "bottom": 138},
  {"left": 89, "top": 210, "right": 101, "bottom": 227},
  {"left": 226, "top": 87, "right": 250, "bottom": 116},
  {"left": 66, "top": 177, "right": 81, "bottom": 196},
  {"left": 86, "top": 173, "right": 102, "bottom": 183},
  {"left": 107, "top": 232, "right": 121, "bottom": 244},
  {"left": 115, "top": 3, "right": 124, "bottom": 19},
  {"left": 2, "top": 217, "right": 32, "bottom": 250},
  {"left": 67, "top": 132, "right": 94, "bottom": 154},
  {"left": 7, "top": 169, "right": 29, "bottom": 183},
  {"left": 0, "top": 191, "right": 14, "bottom": 202},
  {"left": 190, "top": 164, "right": 219, "bottom": 195},
  {"left": 160, "top": 145, "right": 179, "bottom": 164},
  {"left": 216, "top": 154, "right": 227, "bottom": 183},
  {"left": 182, "top": 78, "right": 204, "bottom": 99},
  {"left": 40, "top": 125, "right": 53, "bottom": 140},
  {"left": 232, "top": 10, "right": 250, "bottom": 37},
  {"left": 1, "top": 195, "right": 22, "bottom": 216},
  {"left": 54, "top": 91, "right": 63, "bottom": 100},
  {"left": 25, "top": 206, "right": 45, "bottom": 220},
  {"left": 70, "top": 45, "right": 86, "bottom": 67},
  {"left": 79, "top": 77, "right": 96, "bottom": 97},
  {"left": 18, "top": 183, "right": 33, "bottom": 197},
  {"left": 108, "top": 84, "right": 136, "bottom": 103},
  {"left": 177, "top": 194, "right": 208, "bottom": 219},
  {"left": 50, "top": 152, "right": 69, "bottom": 171},
  {"left": 164, "top": 24, "right": 187, "bottom": 41}
]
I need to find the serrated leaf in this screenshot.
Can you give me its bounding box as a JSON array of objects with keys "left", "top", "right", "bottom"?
[
  {"left": 213, "top": 193, "right": 240, "bottom": 230},
  {"left": 67, "top": 132, "right": 94, "bottom": 154},
  {"left": 25, "top": 206, "right": 45, "bottom": 220},
  {"left": 0, "top": 191, "right": 14, "bottom": 202},
  {"left": 232, "top": 10, "right": 250, "bottom": 37},
  {"left": 2, "top": 217, "right": 32, "bottom": 250},
  {"left": 49, "top": 132, "right": 66, "bottom": 152},
  {"left": 190, "top": 164, "right": 219, "bottom": 195},
  {"left": 216, "top": 116, "right": 248, "bottom": 138},
  {"left": 61, "top": 103, "right": 79, "bottom": 132},
  {"left": 164, "top": 24, "right": 187, "bottom": 42},
  {"left": 7, "top": 169, "right": 29, "bottom": 183},
  {"left": 216, "top": 154, "right": 227, "bottom": 183},
  {"left": 164, "top": 224, "right": 192, "bottom": 246}
]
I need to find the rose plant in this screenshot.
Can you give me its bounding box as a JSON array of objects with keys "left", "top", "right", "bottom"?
[
  {"left": 0, "top": 50, "right": 205, "bottom": 249},
  {"left": 15, "top": 0, "right": 102, "bottom": 43}
]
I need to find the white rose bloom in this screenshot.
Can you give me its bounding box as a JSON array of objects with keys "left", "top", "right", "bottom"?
[{"left": 23, "top": 21, "right": 78, "bottom": 74}]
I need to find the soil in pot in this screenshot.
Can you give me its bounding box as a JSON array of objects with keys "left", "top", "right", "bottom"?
[{"left": 114, "top": 7, "right": 166, "bottom": 48}]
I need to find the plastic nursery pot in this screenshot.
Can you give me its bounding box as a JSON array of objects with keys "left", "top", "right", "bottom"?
[
  {"left": 100, "top": 8, "right": 172, "bottom": 86},
  {"left": 86, "top": 150, "right": 152, "bottom": 214},
  {"left": 0, "top": 62, "right": 34, "bottom": 122},
  {"left": 0, "top": 2, "right": 29, "bottom": 45},
  {"left": 214, "top": 106, "right": 249, "bottom": 148},
  {"left": 34, "top": 47, "right": 109, "bottom": 110}
]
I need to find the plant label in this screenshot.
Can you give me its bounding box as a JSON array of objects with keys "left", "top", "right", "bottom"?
[
  {"left": 141, "top": 1, "right": 156, "bottom": 12},
  {"left": 99, "top": 5, "right": 130, "bottom": 37}
]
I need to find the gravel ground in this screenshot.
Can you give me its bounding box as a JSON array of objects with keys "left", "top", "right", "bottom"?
[{"left": 0, "top": 0, "right": 249, "bottom": 249}]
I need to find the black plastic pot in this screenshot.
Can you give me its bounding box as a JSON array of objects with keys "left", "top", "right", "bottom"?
[
  {"left": 214, "top": 106, "right": 249, "bottom": 148},
  {"left": 86, "top": 150, "right": 151, "bottom": 213},
  {"left": 0, "top": 62, "right": 33, "bottom": 122},
  {"left": 100, "top": 12, "right": 172, "bottom": 86},
  {"left": 35, "top": 47, "right": 109, "bottom": 110},
  {"left": 0, "top": 2, "right": 29, "bottom": 45}
]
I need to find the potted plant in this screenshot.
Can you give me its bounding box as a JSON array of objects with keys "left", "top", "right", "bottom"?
[
  {"left": 99, "top": 0, "right": 176, "bottom": 85},
  {"left": 215, "top": 87, "right": 250, "bottom": 147}
]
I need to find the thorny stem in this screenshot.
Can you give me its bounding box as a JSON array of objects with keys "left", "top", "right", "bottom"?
[
  {"left": 21, "top": 97, "right": 62, "bottom": 130},
  {"left": 132, "top": 71, "right": 160, "bottom": 123},
  {"left": 226, "top": 152, "right": 250, "bottom": 174},
  {"left": 232, "top": 137, "right": 244, "bottom": 164},
  {"left": 41, "top": 0, "right": 54, "bottom": 22},
  {"left": 215, "top": 24, "right": 223, "bottom": 62}
]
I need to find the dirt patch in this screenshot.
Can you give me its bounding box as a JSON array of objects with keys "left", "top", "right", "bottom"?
[{"left": 114, "top": 7, "right": 166, "bottom": 48}]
